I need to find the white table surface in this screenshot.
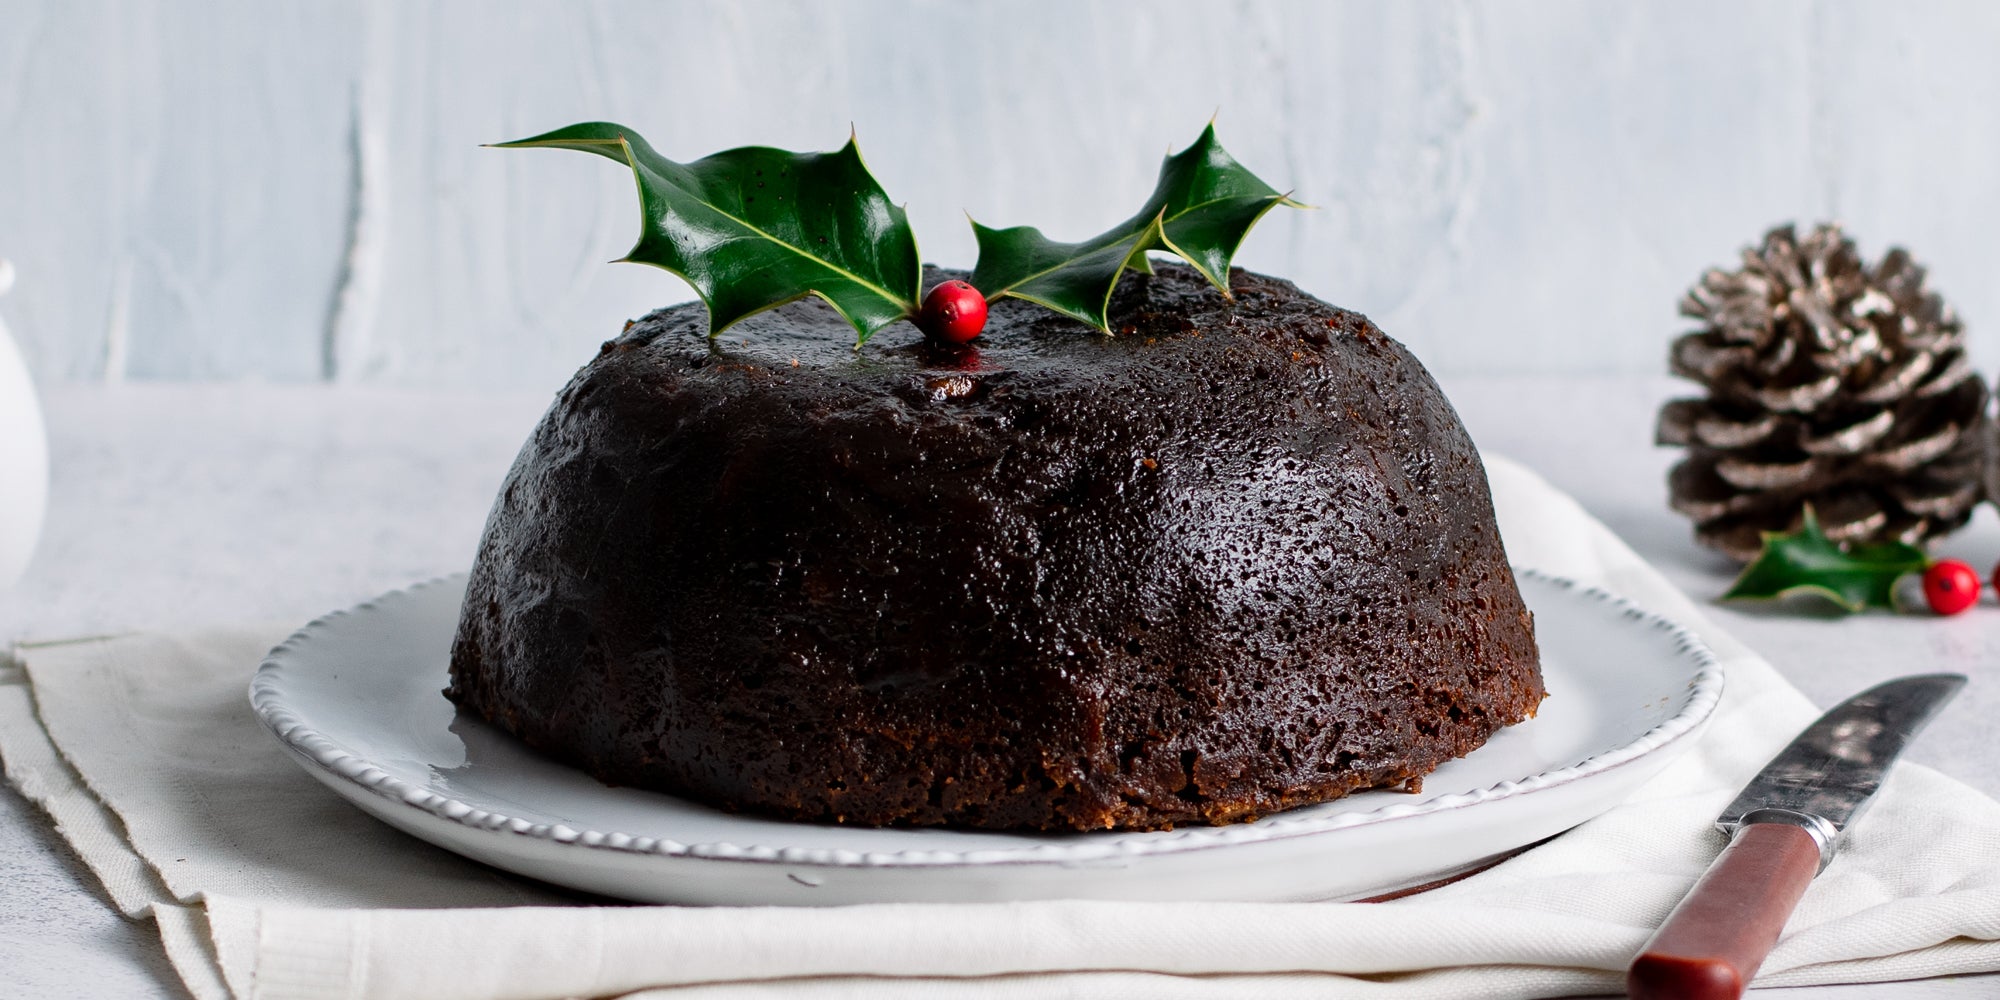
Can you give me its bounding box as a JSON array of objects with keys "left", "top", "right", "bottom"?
[{"left": 2, "top": 376, "right": 1995, "bottom": 999}]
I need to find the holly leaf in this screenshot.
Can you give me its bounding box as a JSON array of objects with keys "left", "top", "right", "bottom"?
[
  {"left": 1721, "top": 507, "right": 1930, "bottom": 612},
  {"left": 967, "top": 212, "right": 1169, "bottom": 330},
  {"left": 492, "top": 122, "right": 921, "bottom": 345},
  {"left": 970, "top": 124, "right": 1301, "bottom": 331}
]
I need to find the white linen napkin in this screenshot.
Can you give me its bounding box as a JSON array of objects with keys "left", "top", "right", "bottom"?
[{"left": 4, "top": 455, "right": 1999, "bottom": 1000}]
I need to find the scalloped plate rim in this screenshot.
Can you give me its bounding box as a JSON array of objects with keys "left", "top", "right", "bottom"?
[{"left": 250, "top": 567, "right": 1723, "bottom": 875}]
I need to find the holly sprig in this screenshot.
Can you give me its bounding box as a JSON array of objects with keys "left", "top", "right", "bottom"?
[
  {"left": 970, "top": 124, "right": 1301, "bottom": 330},
  {"left": 495, "top": 121, "right": 1297, "bottom": 345},
  {"left": 1721, "top": 507, "right": 1931, "bottom": 613},
  {"left": 493, "top": 123, "right": 922, "bottom": 344}
]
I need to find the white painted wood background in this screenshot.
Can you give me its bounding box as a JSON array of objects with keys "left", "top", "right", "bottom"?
[{"left": 5, "top": 0, "right": 2000, "bottom": 388}]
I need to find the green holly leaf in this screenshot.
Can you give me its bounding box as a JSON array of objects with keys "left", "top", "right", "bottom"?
[
  {"left": 967, "top": 212, "right": 1169, "bottom": 330},
  {"left": 1721, "top": 507, "right": 1930, "bottom": 613},
  {"left": 492, "top": 122, "right": 921, "bottom": 345},
  {"left": 970, "top": 124, "right": 1301, "bottom": 331}
]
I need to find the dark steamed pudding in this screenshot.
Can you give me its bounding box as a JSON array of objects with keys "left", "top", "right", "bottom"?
[{"left": 447, "top": 264, "right": 1543, "bottom": 831}]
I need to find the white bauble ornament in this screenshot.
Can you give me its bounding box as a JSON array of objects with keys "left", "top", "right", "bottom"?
[{"left": 0, "top": 259, "right": 49, "bottom": 585}]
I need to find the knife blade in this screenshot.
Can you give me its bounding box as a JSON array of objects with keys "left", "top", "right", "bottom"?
[{"left": 1627, "top": 673, "right": 1965, "bottom": 1000}]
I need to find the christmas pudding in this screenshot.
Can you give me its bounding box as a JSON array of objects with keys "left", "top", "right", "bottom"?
[{"left": 446, "top": 121, "right": 1543, "bottom": 831}]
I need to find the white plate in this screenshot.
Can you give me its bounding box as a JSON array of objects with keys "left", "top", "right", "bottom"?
[{"left": 250, "top": 571, "right": 1722, "bottom": 905}]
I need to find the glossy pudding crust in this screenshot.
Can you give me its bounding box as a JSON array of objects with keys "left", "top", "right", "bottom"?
[{"left": 448, "top": 265, "right": 1544, "bottom": 831}]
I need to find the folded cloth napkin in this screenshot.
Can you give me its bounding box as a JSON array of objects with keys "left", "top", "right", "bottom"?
[{"left": 5, "top": 455, "right": 2000, "bottom": 1000}]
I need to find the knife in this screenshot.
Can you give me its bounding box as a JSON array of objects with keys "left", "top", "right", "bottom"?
[{"left": 1627, "top": 672, "right": 1966, "bottom": 1000}]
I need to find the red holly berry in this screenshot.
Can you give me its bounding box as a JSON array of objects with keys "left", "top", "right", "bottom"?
[
  {"left": 1922, "top": 559, "right": 1981, "bottom": 615},
  {"left": 918, "top": 280, "right": 987, "bottom": 344}
]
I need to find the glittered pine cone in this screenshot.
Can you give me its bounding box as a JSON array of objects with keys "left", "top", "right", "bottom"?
[{"left": 1657, "top": 223, "right": 1990, "bottom": 561}]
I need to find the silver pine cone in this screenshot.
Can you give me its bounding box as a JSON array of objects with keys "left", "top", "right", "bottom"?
[{"left": 1657, "top": 223, "right": 1989, "bottom": 561}]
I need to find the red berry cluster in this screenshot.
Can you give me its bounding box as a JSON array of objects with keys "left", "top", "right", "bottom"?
[{"left": 1919, "top": 559, "right": 1991, "bottom": 616}]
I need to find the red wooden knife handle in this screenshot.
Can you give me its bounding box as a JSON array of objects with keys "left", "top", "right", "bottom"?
[{"left": 1627, "top": 822, "right": 1822, "bottom": 1000}]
